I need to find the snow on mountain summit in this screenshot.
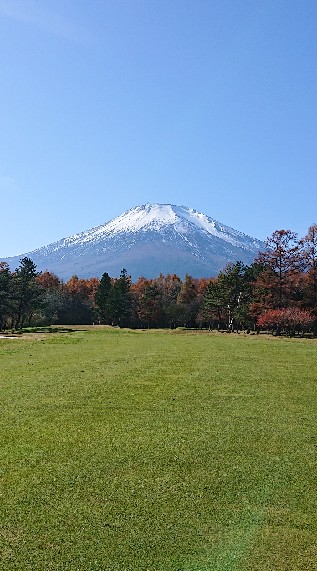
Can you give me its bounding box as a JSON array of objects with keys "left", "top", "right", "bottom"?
[
  {"left": 65, "top": 203, "right": 261, "bottom": 251},
  {"left": 105, "top": 203, "right": 178, "bottom": 233},
  {"left": 101, "top": 203, "right": 226, "bottom": 236},
  {"left": 3, "top": 203, "right": 265, "bottom": 280}
]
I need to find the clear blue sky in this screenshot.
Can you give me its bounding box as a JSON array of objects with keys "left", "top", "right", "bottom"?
[{"left": 1, "top": 0, "right": 316, "bottom": 257}]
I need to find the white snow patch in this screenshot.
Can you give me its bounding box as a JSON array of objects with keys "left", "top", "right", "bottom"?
[
  {"left": 104, "top": 203, "right": 178, "bottom": 233},
  {"left": 29, "top": 203, "right": 263, "bottom": 255}
]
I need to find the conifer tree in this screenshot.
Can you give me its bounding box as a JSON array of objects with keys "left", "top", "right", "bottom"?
[
  {"left": 95, "top": 271, "right": 112, "bottom": 323},
  {"left": 0, "top": 262, "right": 12, "bottom": 330},
  {"left": 107, "top": 269, "right": 132, "bottom": 327},
  {"left": 12, "top": 257, "right": 41, "bottom": 328},
  {"left": 256, "top": 230, "right": 300, "bottom": 309}
]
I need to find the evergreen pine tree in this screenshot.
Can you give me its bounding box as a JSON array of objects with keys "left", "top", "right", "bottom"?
[
  {"left": 95, "top": 271, "right": 112, "bottom": 323},
  {"left": 107, "top": 269, "right": 132, "bottom": 327},
  {"left": 13, "top": 257, "right": 41, "bottom": 328}
]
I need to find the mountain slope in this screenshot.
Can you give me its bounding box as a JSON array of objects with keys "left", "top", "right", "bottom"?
[{"left": 3, "top": 204, "right": 265, "bottom": 280}]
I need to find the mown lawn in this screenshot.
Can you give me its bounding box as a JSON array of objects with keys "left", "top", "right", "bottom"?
[{"left": 0, "top": 328, "right": 316, "bottom": 570}]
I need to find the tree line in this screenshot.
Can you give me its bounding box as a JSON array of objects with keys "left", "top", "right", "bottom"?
[{"left": 1, "top": 225, "right": 317, "bottom": 335}]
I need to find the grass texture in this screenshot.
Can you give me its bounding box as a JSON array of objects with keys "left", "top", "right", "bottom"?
[{"left": 0, "top": 328, "right": 317, "bottom": 570}]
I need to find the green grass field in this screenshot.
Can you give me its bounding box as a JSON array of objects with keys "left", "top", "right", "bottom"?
[{"left": 0, "top": 328, "right": 317, "bottom": 570}]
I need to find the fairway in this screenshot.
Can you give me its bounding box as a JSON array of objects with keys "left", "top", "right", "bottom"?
[{"left": 0, "top": 328, "right": 317, "bottom": 570}]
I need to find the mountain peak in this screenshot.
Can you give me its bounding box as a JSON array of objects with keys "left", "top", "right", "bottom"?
[
  {"left": 99, "top": 203, "right": 260, "bottom": 249},
  {"left": 104, "top": 203, "right": 179, "bottom": 234},
  {"left": 2, "top": 203, "right": 265, "bottom": 280}
]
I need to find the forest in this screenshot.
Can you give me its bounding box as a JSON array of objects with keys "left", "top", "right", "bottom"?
[{"left": 1, "top": 225, "right": 317, "bottom": 336}]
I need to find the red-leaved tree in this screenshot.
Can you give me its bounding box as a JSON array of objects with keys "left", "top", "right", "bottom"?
[{"left": 257, "top": 308, "right": 314, "bottom": 336}]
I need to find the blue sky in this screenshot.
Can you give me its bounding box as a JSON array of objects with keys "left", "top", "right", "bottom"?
[{"left": 1, "top": 0, "right": 316, "bottom": 257}]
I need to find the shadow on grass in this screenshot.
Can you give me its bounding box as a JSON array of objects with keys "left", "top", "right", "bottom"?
[{"left": 16, "top": 327, "right": 84, "bottom": 334}]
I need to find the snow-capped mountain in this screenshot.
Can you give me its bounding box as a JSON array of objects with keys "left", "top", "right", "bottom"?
[{"left": 3, "top": 204, "right": 265, "bottom": 280}]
